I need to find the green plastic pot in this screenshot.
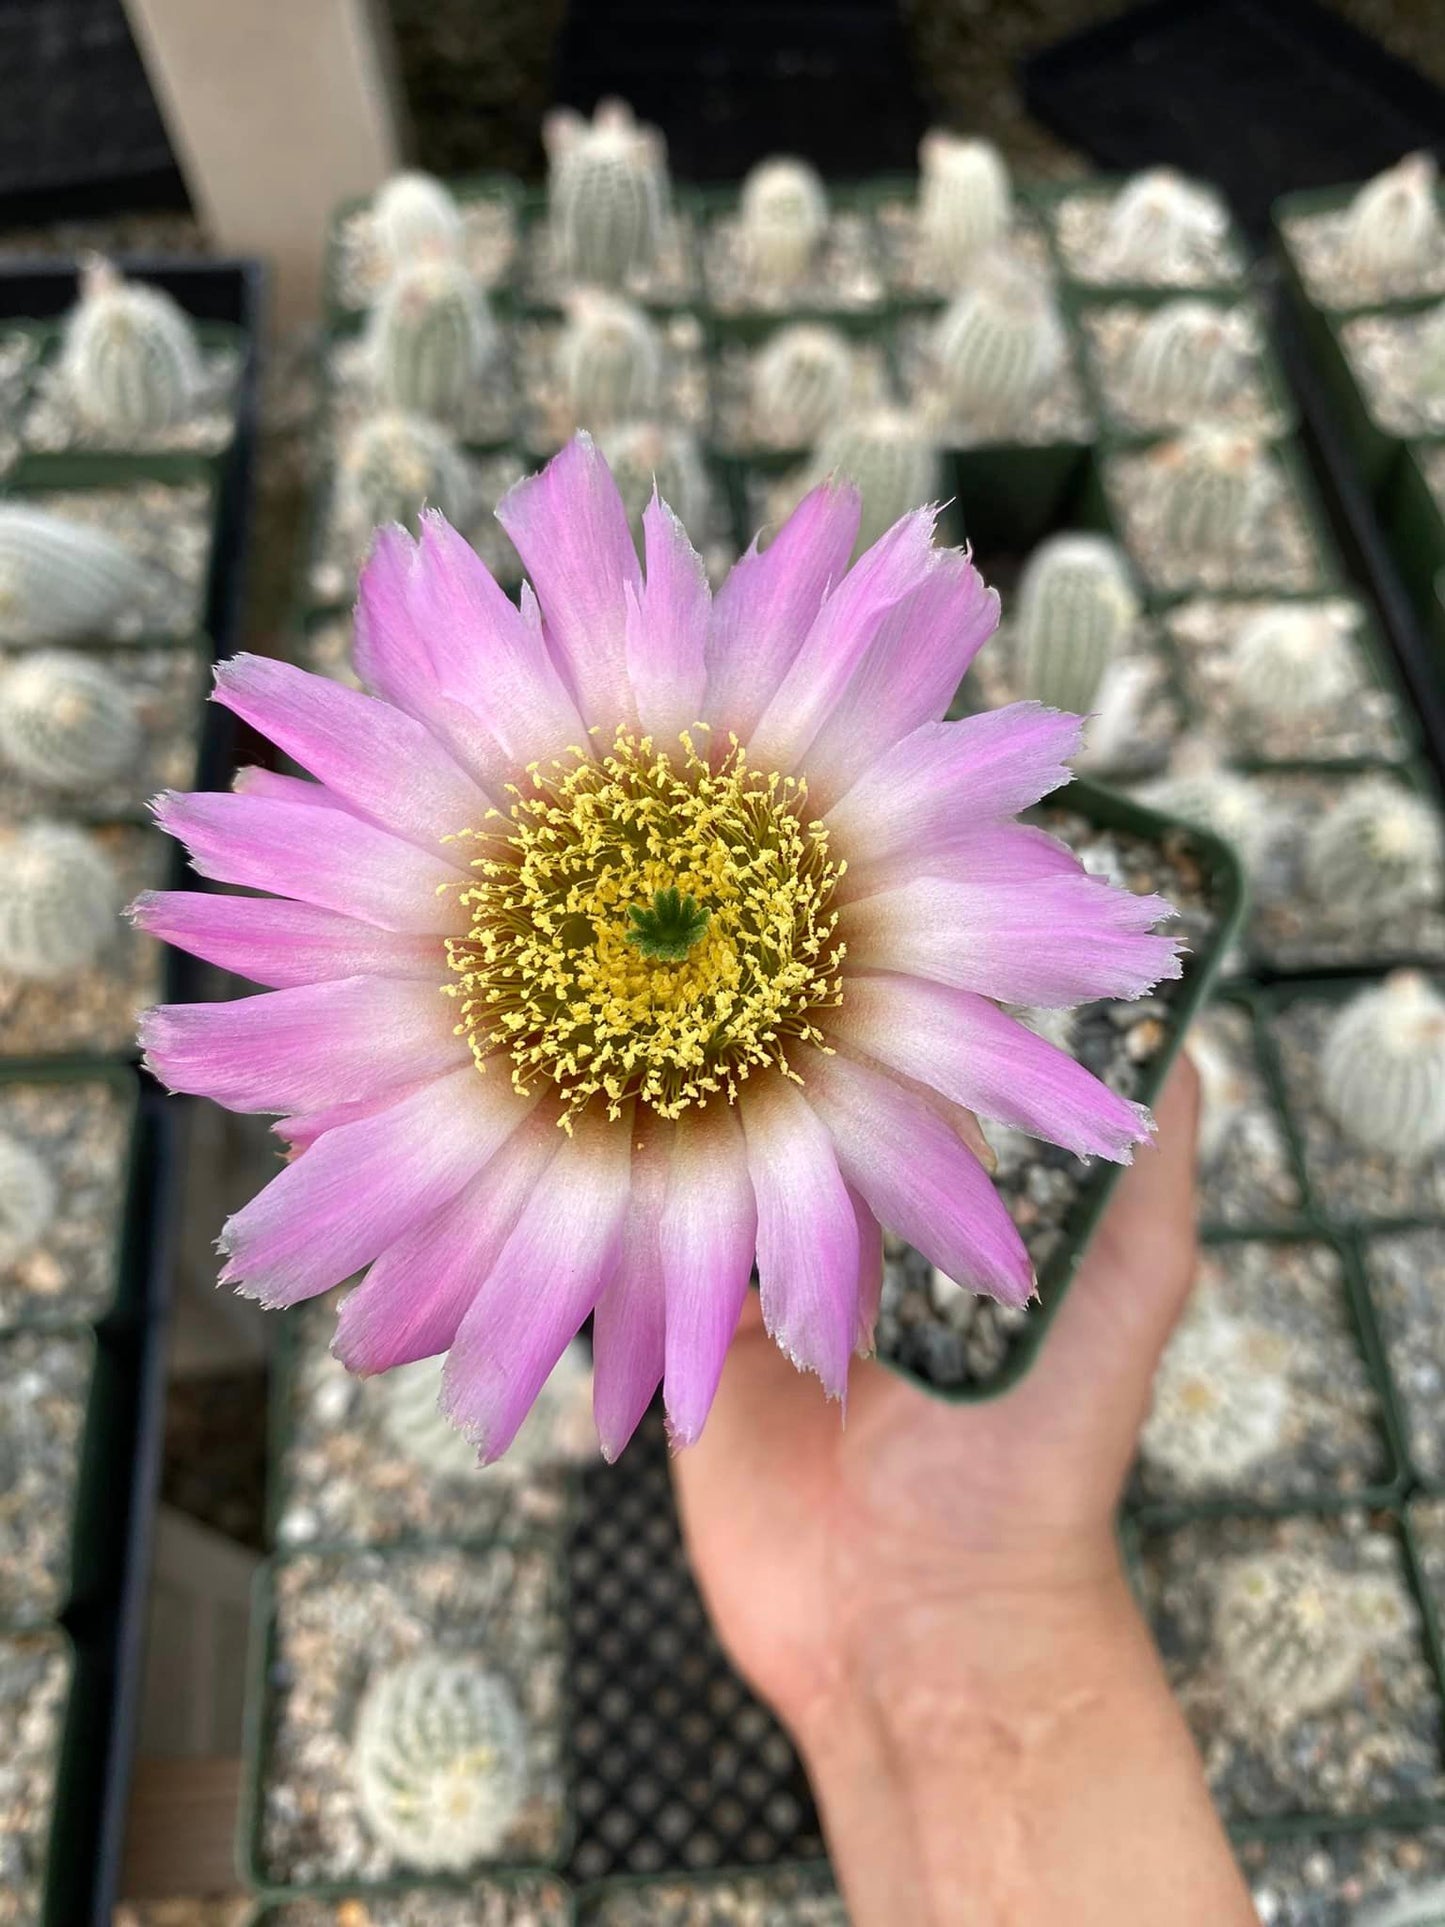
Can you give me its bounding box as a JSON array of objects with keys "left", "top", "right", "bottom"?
[
  {"left": 1382, "top": 440, "right": 1445, "bottom": 666},
  {"left": 0, "top": 1622, "right": 110, "bottom": 1927}
]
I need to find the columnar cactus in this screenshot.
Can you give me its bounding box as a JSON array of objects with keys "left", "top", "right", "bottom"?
[
  {"left": 597, "top": 420, "right": 711, "bottom": 550},
  {"left": 738, "top": 157, "right": 829, "bottom": 285},
  {"left": 810, "top": 409, "right": 941, "bottom": 554},
  {"left": 0, "top": 507, "right": 157, "bottom": 645},
  {"left": 352, "top": 1654, "right": 527, "bottom": 1871},
  {"left": 555, "top": 292, "right": 663, "bottom": 429},
  {"left": 1306, "top": 779, "right": 1445, "bottom": 920},
  {"left": 0, "top": 650, "right": 142, "bottom": 790},
  {"left": 61, "top": 258, "right": 203, "bottom": 438},
  {"left": 0, "top": 823, "right": 121, "bottom": 978},
  {"left": 750, "top": 324, "right": 853, "bottom": 446},
  {"left": 930, "top": 250, "right": 1066, "bottom": 433},
  {"left": 0, "top": 1132, "right": 58, "bottom": 1270},
  {"left": 543, "top": 98, "right": 670, "bottom": 287},
  {"left": 1343, "top": 152, "right": 1442, "bottom": 286},
  {"left": 366, "top": 255, "right": 497, "bottom": 421},
  {"left": 372, "top": 171, "right": 464, "bottom": 277},
  {"left": 1320, "top": 972, "right": 1445, "bottom": 1164},
  {"left": 1119, "top": 300, "right": 1255, "bottom": 424},
  {"left": 1140, "top": 1297, "right": 1289, "bottom": 1489},
  {"left": 916, "top": 132, "right": 1011, "bottom": 288},
  {"left": 1014, "top": 534, "right": 1138, "bottom": 713},
  {"left": 1153, "top": 430, "right": 1274, "bottom": 560},
  {"left": 1100, "top": 168, "right": 1228, "bottom": 280},
  {"left": 1230, "top": 603, "right": 1360, "bottom": 717},
  {"left": 337, "top": 412, "right": 473, "bottom": 536}
]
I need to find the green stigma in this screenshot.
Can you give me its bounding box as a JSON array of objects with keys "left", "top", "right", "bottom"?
[{"left": 625, "top": 886, "right": 712, "bottom": 963}]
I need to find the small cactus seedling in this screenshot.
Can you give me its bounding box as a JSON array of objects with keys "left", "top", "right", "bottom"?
[
  {"left": 0, "top": 506, "right": 159, "bottom": 645},
  {"left": 930, "top": 249, "right": 1066, "bottom": 434},
  {"left": 543, "top": 98, "right": 671, "bottom": 287},
  {"left": 1100, "top": 168, "right": 1228, "bottom": 280},
  {"left": 738, "top": 157, "right": 829, "bottom": 286},
  {"left": 1118, "top": 300, "right": 1256, "bottom": 425},
  {"left": 366, "top": 255, "right": 497, "bottom": 422},
  {"left": 597, "top": 420, "right": 711, "bottom": 548},
  {"left": 916, "top": 131, "right": 1011, "bottom": 288},
  {"left": 1343, "top": 152, "right": 1442, "bottom": 286},
  {"left": 0, "top": 1131, "right": 58, "bottom": 1271},
  {"left": 1151, "top": 429, "right": 1276, "bottom": 561},
  {"left": 750, "top": 324, "right": 853, "bottom": 447},
  {"left": 1140, "top": 1294, "right": 1290, "bottom": 1490},
  {"left": 0, "top": 822, "right": 122, "bottom": 978},
  {"left": 1320, "top": 972, "right": 1445, "bottom": 1165},
  {"left": 810, "top": 408, "right": 940, "bottom": 555},
  {"left": 1014, "top": 533, "right": 1138, "bottom": 714},
  {"left": 554, "top": 291, "right": 663, "bottom": 429},
  {"left": 1229, "top": 603, "right": 1360, "bottom": 717},
  {"left": 1142, "top": 742, "right": 1268, "bottom": 874},
  {"left": 352, "top": 1653, "right": 527, "bottom": 1871},
  {"left": 379, "top": 1344, "right": 597, "bottom": 1474},
  {"left": 337, "top": 412, "right": 473, "bottom": 536},
  {"left": 372, "top": 171, "right": 464, "bottom": 277},
  {"left": 0, "top": 650, "right": 142, "bottom": 790},
  {"left": 1305, "top": 778, "right": 1445, "bottom": 921},
  {"left": 61, "top": 258, "right": 203, "bottom": 438}
]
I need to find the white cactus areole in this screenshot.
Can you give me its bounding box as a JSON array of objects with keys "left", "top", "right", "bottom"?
[
  {"left": 738, "top": 156, "right": 830, "bottom": 286},
  {"left": 1100, "top": 168, "right": 1228, "bottom": 280},
  {"left": 372, "top": 171, "right": 464, "bottom": 278},
  {"left": 810, "top": 408, "right": 940, "bottom": 555},
  {"left": 366, "top": 254, "right": 497, "bottom": 423},
  {"left": 337, "top": 411, "right": 473, "bottom": 537},
  {"left": 1013, "top": 533, "right": 1138, "bottom": 714},
  {"left": 1344, "top": 152, "right": 1443, "bottom": 286},
  {"left": 916, "top": 131, "right": 1011, "bottom": 288},
  {"left": 596, "top": 419, "right": 711, "bottom": 550},
  {"left": 1119, "top": 299, "right": 1256, "bottom": 425},
  {"left": 750, "top": 324, "right": 853, "bottom": 448},
  {"left": 0, "top": 505, "right": 157, "bottom": 646},
  {"left": 930, "top": 248, "right": 1066, "bottom": 435},
  {"left": 1321, "top": 972, "right": 1445, "bottom": 1165},
  {"left": 0, "top": 1132, "right": 58, "bottom": 1271},
  {"left": 1305, "top": 778, "right": 1445, "bottom": 921},
  {"left": 544, "top": 98, "right": 671, "bottom": 287},
  {"left": 0, "top": 822, "right": 122, "bottom": 978},
  {"left": 352, "top": 1652, "right": 528, "bottom": 1871},
  {"left": 1141, "top": 1293, "right": 1290, "bottom": 1490},
  {"left": 555, "top": 291, "right": 664, "bottom": 429},
  {"left": 61, "top": 258, "right": 204, "bottom": 438},
  {"left": 1229, "top": 603, "right": 1361, "bottom": 718},
  {"left": 0, "top": 650, "right": 141, "bottom": 791}
]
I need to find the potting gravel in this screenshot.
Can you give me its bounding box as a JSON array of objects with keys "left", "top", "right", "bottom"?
[
  {"left": 0, "top": 1629, "right": 70, "bottom": 1927},
  {"left": 261, "top": 1882, "right": 573, "bottom": 1927},
  {"left": 1239, "top": 1825, "right": 1445, "bottom": 1926},
  {"left": 0, "top": 1076, "right": 132, "bottom": 1331},
  {"left": 580, "top": 1869, "right": 847, "bottom": 1926},
  {"left": 1365, "top": 1232, "right": 1445, "bottom": 1487},
  {"left": 1189, "top": 1002, "right": 1303, "bottom": 1230},
  {"left": 872, "top": 200, "right": 1053, "bottom": 301},
  {"left": 1340, "top": 309, "right": 1445, "bottom": 440},
  {"left": 701, "top": 211, "right": 884, "bottom": 317},
  {"left": 0, "top": 1328, "right": 91, "bottom": 1623}
]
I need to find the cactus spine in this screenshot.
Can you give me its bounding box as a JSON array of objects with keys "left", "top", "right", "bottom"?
[
  {"left": 1344, "top": 152, "right": 1442, "bottom": 285},
  {"left": 1305, "top": 779, "right": 1444, "bottom": 920},
  {"left": 738, "top": 157, "right": 829, "bottom": 285},
  {"left": 0, "top": 1131, "right": 58, "bottom": 1270},
  {"left": 544, "top": 98, "right": 670, "bottom": 287},
  {"left": 61, "top": 258, "right": 203, "bottom": 438},
  {"left": 0, "top": 507, "right": 157, "bottom": 645},
  {"left": 353, "top": 1654, "right": 527, "bottom": 1871},
  {"left": 1320, "top": 972, "right": 1445, "bottom": 1164},
  {"left": 1153, "top": 430, "right": 1273, "bottom": 560},
  {"left": 0, "top": 823, "right": 121, "bottom": 977},
  {"left": 337, "top": 412, "right": 472, "bottom": 536},
  {"left": 0, "top": 651, "right": 141, "bottom": 790},
  {"left": 750, "top": 324, "right": 853, "bottom": 447},
  {"left": 1119, "top": 300, "right": 1254, "bottom": 424},
  {"left": 810, "top": 409, "right": 940, "bottom": 554},
  {"left": 930, "top": 251, "right": 1065, "bottom": 432},
  {"left": 555, "top": 292, "right": 663, "bottom": 428},
  {"left": 372, "top": 171, "right": 464, "bottom": 276},
  {"left": 1014, "top": 534, "right": 1138, "bottom": 713},
  {"left": 1100, "top": 168, "right": 1228, "bottom": 279},
  {"left": 916, "top": 132, "right": 1011, "bottom": 288},
  {"left": 1230, "top": 603, "right": 1360, "bottom": 716},
  {"left": 367, "top": 256, "right": 497, "bottom": 422},
  {"left": 597, "top": 420, "right": 710, "bottom": 548}
]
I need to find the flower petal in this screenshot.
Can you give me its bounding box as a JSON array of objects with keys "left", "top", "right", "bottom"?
[
  {"left": 219, "top": 1067, "right": 536, "bottom": 1308},
  {"left": 801, "top": 1045, "right": 1034, "bottom": 1307},
  {"left": 843, "top": 823, "right": 1082, "bottom": 901},
  {"left": 128, "top": 890, "right": 442, "bottom": 988},
  {"left": 139, "top": 976, "right": 463, "bottom": 1113},
  {"left": 153, "top": 790, "right": 469, "bottom": 936},
  {"left": 831, "top": 974, "right": 1152, "bottom": 1161},
  {"left": 624, "top": 496, "right": 709, "bottom": 746},
  {"left": 741, "top": 1077, "right": 858, "bottom": 1399},
  {"left": 659, "top": 1103, "right": 756, "bottom": 1446},
  {"left": 849, "top": 1182, "right": 884, "bottom": 1352},
  {"left": 494, "top": 435, "right": 641, "bottom": 733},
  {"left": 703, "top": 480, "right": 860, "bottom": 743},
  {"left": 592, "top": 1131, "right": 668, "bottom": 1461},
  {"left": 843, "top": 874, "right": 1181, "bottom": 1008}
]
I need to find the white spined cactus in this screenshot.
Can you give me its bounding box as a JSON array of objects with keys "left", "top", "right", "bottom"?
[
  {"left": 1153, "top": 429, "right": 1276, "bottom": 561},
  {"left": 750, "top": 324, "right": 853, "bottom": 446},
  {"left": 917, "top": 131, "right": 1011, "bottom": 288},
  {"left": 1140, "top": 1295, "right": 1289, "bottom": 1490},
  {"left": 372, "top": 171, "right": 464, "bottom": 277},
  {"left": 1305, "top": 778, "right": 1444, "bottom": 921},
  {"left": 337, "top": 411, "right": 473, "bottom": 536},
  {"left": 1343, "top": 152, "right": 1442, "bottom": 286},
  {"left": 1100, "top": 168, "right": 1229, "bottom": 281},
  {"left": 1229, "top": 603, "right": 1361, "bottom": 717},
  {"left": 378, "top": 1342, "right": 596, "bottom": 1475},
  {"left": 0, "top": 650, "right": 141, "bottom": 790},
  {"left": 61, "top": 258, "right": 203, "bottom": 438},
  {"left": 544, "top": 97, "right": 671, "bottom": 287},
  {"left": 555, "top": 291, "right": 663, "bottom": 429},
  {"left": 1119, "top": 299, "right": 1256, "bottom": 425},
  {"left": 0, "top": 822, "right": 122, "bottom": 978},
  {"left": 738, "top": 156, "right": 829, "bottom": 286},
  {"left": 0, "top": 506, "right": 159, "bottom": 646},
  {"left": 810, "top": 408, "right": 940, "bottom": 554},
  {"left": 1320, "top": 972, "right": 1445, "bottom": 1165},
  {"left": 366, "top": 254, "right": 497, "bottom": 422},
  {"left": 352, "top": 1653, "right": 527, "bottom": 1872},
  {"left": 0, "top": 1131, "right": 58, "bottom": 1270},
  {"left": 1141, "top": 742, "right": 1268, "bottom": 874},
  {"left": 930, "top": 249, "right": 1066, "bottom": 434},
  {"left": 597, "top": 420, "right": 711, "bottom": 549},
  {"left": 1014, "top": 533, "right": 1138, "bottom": 713}
]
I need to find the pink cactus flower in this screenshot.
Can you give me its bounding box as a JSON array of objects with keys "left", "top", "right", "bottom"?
[{"left": 135, "top": 436, "right": 1178, "bottom": 1461}]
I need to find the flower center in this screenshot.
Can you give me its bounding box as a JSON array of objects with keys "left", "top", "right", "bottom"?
[{"left": 445, "top": 730, "right": 846, "bottom": 1122}]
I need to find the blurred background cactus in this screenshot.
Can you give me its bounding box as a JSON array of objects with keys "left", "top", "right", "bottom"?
[
  {"left": 61, "top": 258, "right": 204, "bottom": 439},
  {"left": 750, "top": 324, "right": 853, "bottom": 448},
  {"left": 808, "top": 409, "right": 940, "bottom": 555},
  {"left": 1013, "top": 534, "right": 1138, "bottom": 713},
  {"left": 1101, "top": 168, "right": 1228, "bottom": 280},
  {"left": 916, "top": 132, "right": 1011, "bottom": 288},
  {"left": 1304, "top": 778, "right": 1445, "bottom": 918},
  {"left": 555, "top": 291, "right": 663, "bottom": 429},
  {"left": 0, "top": 506, "right": 157, "bottom": 645},
  {"left": 1321, "top": 973, "right": 1445, "bottom": 1164},
  {"left": 544, "top": 98, "right": 670, "bottom": 287},
  {"left": 1120, "top": 300, "right": 1256, "bottom": 426},
  {"left": 1344, "top": 152, "right": 1442, "bottom": 284},
  {"left": 0, "top": 1131, "right": 58, "bottom": 1269},
  {"left": 366, "top": 254, "right": 497, "bottom": 420},
  {"left": 1229, "top": 604, "right": 1361, "bottom": 717},
  {"left": 371, "top": 170, "right": 464, "bottom": 277},
  {"left": 738, "top": 157, "right": 829, "bottom": 286},
  {"left": 597, "top": 419, "right": 711, "bottom": 550},
  {"left": 0, "top": 650, "right": 141, "bottom": 790},
  {"left": 929, "top": 249, "right": 1065, "bottom": 434},
  {"left": 0, "top": 821, "right": 122, "bottom": 978},
  {"left": 337, "top": 411, "right": 473, "bottom": 535}
]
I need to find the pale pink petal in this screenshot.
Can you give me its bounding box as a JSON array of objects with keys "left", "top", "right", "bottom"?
[
  {"left": 801, "top": 1045, "right": 1035, "bottom": 1307},
  {"left": 273, "top": 1076, "right": 439, "bottom": 1155},
  {"left": 139, "top": 976, "right": 462, "bottom": 1113},
  {"left": 703, "top": 481, "right": 860, "bottom": 743},
  {"left": 849, "top": 1183, "right": 884, "bottom": 1352},
  {"left": 843, "top": 874, "right": 1181, "bottom": 1008},
  {"left": 219, "top": 1067, "right": 537, "bottom": 1307},
  {"left": 659, "top": 1103, "right": 756, "bottom": 1446},
  {"left": 741, "top": 1077, "right": 858, "bottom": 1399},
  {"left": 830, "top": 974, "right": 1152, "bottom": 1161},
  {"left": 624, "top": 497, "right": 709, "bottom": 746},
  {"left": 591, "top": 1132, "right": 668, "bottom": 1460},
  {"left": 494, "top": 435, "right": 640, "bottom": 733},
  {"left": 128, "top": 891, "right": 442, "bottom": 988},
  {"left": 213, "top": 653, "right": 490, "bottom": 851},
  {"left": 153, "top": 790, "right": 469, "bottom": 936},
  {"left": 442, "top": 1107, "right": 633, "bottom": 1461},
  {"left": 842, "top": 823, "right": 1082, "bottom": 901}
]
